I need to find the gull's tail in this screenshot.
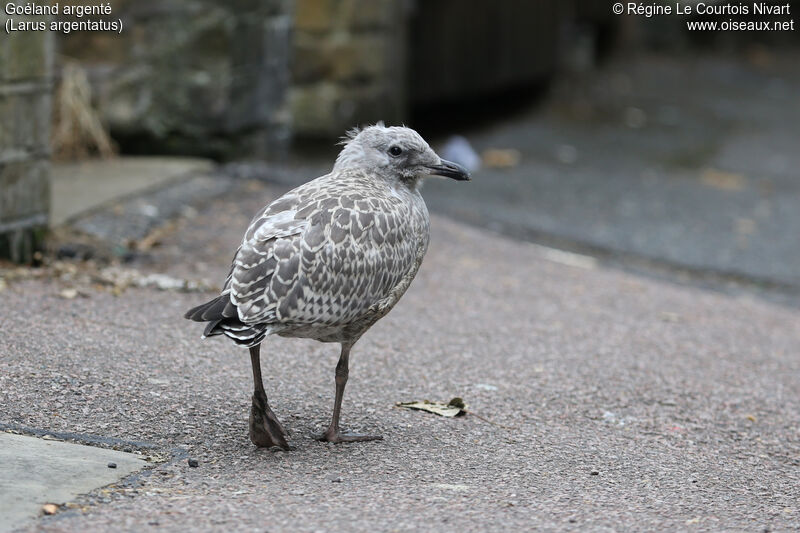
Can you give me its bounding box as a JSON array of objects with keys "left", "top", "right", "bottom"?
[{"left": 185, "top": 294, "right": 268, "bottom": 347}]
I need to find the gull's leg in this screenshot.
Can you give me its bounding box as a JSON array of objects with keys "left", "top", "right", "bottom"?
[
  {"left": 248, "top": 344, "right": 291, "bottom": 450},
  {"left": 318, "top": 341, "right": 383, "bottom": 443}
]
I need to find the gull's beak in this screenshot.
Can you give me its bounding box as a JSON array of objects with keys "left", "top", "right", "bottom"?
[{"left": 426, "top": 159, "right": 471, "bottom": 181}]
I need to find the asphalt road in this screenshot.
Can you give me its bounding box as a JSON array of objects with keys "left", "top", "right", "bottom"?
[
  {"left": 285, "top": 52, "right": 800, "bottom": 292},
  {"left": 422, "top": 52, "right": 800, "bottom": 290},
  {"left": 1, "top": 180, "right": 798, "bottom": 531}
]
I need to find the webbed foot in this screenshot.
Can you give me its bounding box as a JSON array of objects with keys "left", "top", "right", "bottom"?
[{"left": 249, "top": 392, "right": 291, "bottom": 450}]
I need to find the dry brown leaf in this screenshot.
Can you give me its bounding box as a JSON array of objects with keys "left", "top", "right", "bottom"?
[
  {"left": 59, "top": 288, "right": 79, "bottom": 299},
  {"left": 42, "top": 503, "right": 59, "bottom": 515},
  {"left": 482, "top": 149, "right": 521, "bottom": 168},
  {"left": 396, "top": 398, "right": 467, "bottom": 417},
  {"left": 700, "top": 168, "right": 746, "bottom": 191}
]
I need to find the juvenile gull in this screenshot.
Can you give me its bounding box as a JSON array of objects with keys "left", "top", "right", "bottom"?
[{"left": 185, "top": 124, "right": 469, "bottom": 449}]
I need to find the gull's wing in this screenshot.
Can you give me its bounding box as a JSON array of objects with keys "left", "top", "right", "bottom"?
[{"left": 228, "top": 176, "right": 421, "bottom": 329}]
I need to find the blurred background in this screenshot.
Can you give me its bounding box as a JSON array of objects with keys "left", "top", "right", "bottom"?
[{"left": 1, "top": 0, "right": 798, "bottom": 301}]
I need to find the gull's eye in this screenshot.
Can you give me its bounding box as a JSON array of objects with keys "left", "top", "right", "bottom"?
[{"left": 388, "top": 146, "right": 403, "bottom": 157}]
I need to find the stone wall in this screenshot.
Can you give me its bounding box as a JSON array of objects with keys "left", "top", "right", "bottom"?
[
  {"left": 0, "top": 13, "right": 53, "bottom": 262},
  {"left": 289, "top": 0, "right": 614, "bottom": 138},
  {"left": 58, "top": 0, "right": 292, "bottom": 160},
  {"left": 291, "top": 0, "right": 407, "bottom": 137}
]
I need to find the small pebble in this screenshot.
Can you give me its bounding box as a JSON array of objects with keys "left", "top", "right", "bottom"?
[
  {"left": 188, "top": 458, "right": 199, "bottom": 468},
  {"left": 590, "top": 470, "right": 599, "bottom": 476},
  {"left": 107, "top": 462, "right": 117, "bottom": 469}
]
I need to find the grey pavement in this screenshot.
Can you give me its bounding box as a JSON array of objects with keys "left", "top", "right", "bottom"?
[
  {"left": 0, "top": 433, "right": 146, "bottom": 532},
  {"left": 421, "top": 51, "right": 800, "bottom": 290},
  {"left": 49, "top": 157, "right": 234, "bottom": 260},
  {"left": 51, "top": 157, "right": 212, "bottom": 226},
  {"left": 282, "top": 51, "right": 800, "bottom": 293},
  {"left": 1, "top": 179, "right": 799, "bottom": 531}
]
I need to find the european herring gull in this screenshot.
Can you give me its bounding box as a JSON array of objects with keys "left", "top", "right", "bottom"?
[{"left": 185, "top": 124, "right": 469, "bottom": 449}]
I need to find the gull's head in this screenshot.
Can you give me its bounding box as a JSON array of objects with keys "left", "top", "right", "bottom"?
[{"left": 334, "top": 123, "right": 470, "bottom": 186}]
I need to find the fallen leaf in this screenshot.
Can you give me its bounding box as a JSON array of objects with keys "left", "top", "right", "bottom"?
[
  {"left": 535, "top": 245, "right": 597, "bottom": 270},
  {"left": 59, "top": 288, "right": 89, "bottom": 299},
  {"left": 736, "top": 217, "right": 757, "bottom": 235},
  {"left": 432, "top": 483, "right": 471, "bottom": 492},
  {"left": 42, "top": 503, "right": 59, "bottom": 515},
  {"left": 700, "top": 168, "right": 746, "bottom": 191},
  {"left": 396, "top": 397, "right": 468, "bottom": 417},
  {"left": 660, "top": 312, "right": 681, "bottom": 322},
  {"left": 59, "top": 288, "right": 78, "bottom": 299},
  {"left": 482, "top": 148, "right": 521, "bottom": 168},
  {"left": 136, "top": 221, "right": 177, "bottom": 251}
]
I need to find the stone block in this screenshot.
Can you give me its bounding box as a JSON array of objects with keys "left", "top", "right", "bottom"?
[
  {"left": 0, "top": 225, "right": 47, "bottom": 263},
  {"left": 0, "top": 11, "right": 51, "bottom": 263},
  {"left": 292, "top": 35, "right": 331, "bottom": 84},
  {"left": 344, "top": 0, "right": 394, "bottom": 30},
  {"left": 290, "top": 80, "right": 406, "bottom": 138},
  {"left": 289, "top": 0, "right": 409, "bottom": 138},
  {"left": 0, "top": 96, "right": 10, "bottom": 152},
  {"left": 294, "top": 0, "right": 336, "bottom": 32},
  {"left": 57, "top": 0, "right": 291, "bottom": 160},
  {"left": 59, "top": 31, "right": 132, "bottom": 65},
  {"left": 0, "top": 90, "right": 51, "bottom": 153},
  {"left": 0, "top": 15, "right": 53, "bottom": 81},
  {"left": 0, "top": 159, "right": 50, "bottom": 223},
  {"left": 228, "top": 13, "right": 291, "bottom": 131},
  {"left": 329, "top": 36, "right": 387, "bottom": 83},
  {"left": 338, "top": 85, "right": 402, "bottom": 127},
  {"left": 289, "top": 83, "right": 340, "bottom": 136}
]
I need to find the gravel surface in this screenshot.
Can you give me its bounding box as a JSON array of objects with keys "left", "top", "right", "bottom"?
[{"left": 2, "top": 181, "right": 799, "bottom": 531}]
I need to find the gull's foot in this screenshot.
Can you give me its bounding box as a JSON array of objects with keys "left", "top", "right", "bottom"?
[
  {"left": 249, "top": 393, "right": 292, "bottom": 450},
  {"left": 317, "top": 428, "right": 383, "bottom": 444}
]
